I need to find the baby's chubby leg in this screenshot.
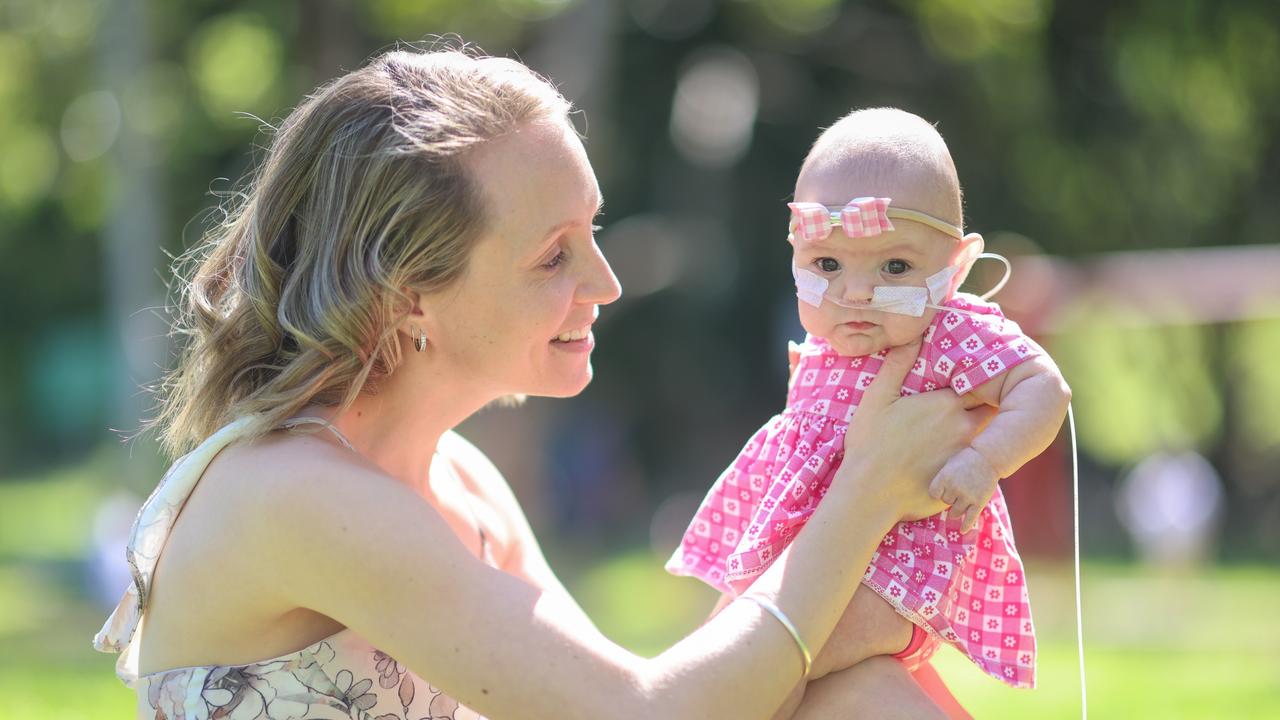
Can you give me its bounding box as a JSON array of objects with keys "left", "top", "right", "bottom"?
[
  {"left": 709, "top": 582, "right": 912, "bottom": 684},
  {"left": 810, "top": 582, "right": 914, "bottom": 679},
  {"left": 789, "top": 657, "right": 949, "bottom": 720},
  {"left": 771, "top": 650, "right": 947, "bottom": 720},
  {"left": 715, "top": 583, "right": 915, "bottom": 720}
]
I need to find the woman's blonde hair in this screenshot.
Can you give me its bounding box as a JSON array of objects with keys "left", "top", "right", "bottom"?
[{"left": 151, "top": 47, "right": 571, "bottom": 458}]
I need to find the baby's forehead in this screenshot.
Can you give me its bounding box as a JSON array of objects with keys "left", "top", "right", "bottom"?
[
  {"left": 797, "top": 126, "right": 962, "bottom": 224},
  {"left": 796, "top": 162, "right": 959, "bottom": 227},
  {"left": 800, "top": 226, "right": 953, "bottom": 258}
]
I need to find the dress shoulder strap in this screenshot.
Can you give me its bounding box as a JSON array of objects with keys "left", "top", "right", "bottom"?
[
  {"left": 92, "top": 416, "right": 257, "bottom": 686},
  {"left": 279, "top": 415, "right": 356, "bottom": 451}
]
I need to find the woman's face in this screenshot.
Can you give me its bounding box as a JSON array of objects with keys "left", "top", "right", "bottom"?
[{"left": 423, "top": 118, "right": 621, "bottom": 399}]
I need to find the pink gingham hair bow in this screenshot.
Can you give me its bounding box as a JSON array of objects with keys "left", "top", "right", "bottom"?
[
  {"left": 788, "top": 197, "right": 894, "bottom": 244},
  {"left": 787, "top": 197, "right": 963, "bottom": 245}
]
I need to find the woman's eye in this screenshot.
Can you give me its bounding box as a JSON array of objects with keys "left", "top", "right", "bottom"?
[
  {"left": 883, "top": 259, "right": 911, "bottom": 275},
  {"left": 816, "top": 257, "right": 840, "bottom": 273},
  {"left": 543, "top": 250, "right": 568, "bottom": 269}
]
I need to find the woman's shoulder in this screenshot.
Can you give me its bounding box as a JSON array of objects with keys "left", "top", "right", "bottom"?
[
  {"left": 437, "top": 430, "right": 501, "bottom": 481},
  {"left": 200, "top": 429, "right": 403, "bottom": 555},
  {"left": 436, "top": 432, "right": 521, "bottom": 538},
  {"left": 218, "top": 432, "right": 480, "bottom": 612},
  {"left": 133, "top": 426, "right": 373, "bottom": 670},
  {"left": 207, "top": 426, "right": 380, "bottom": 500}
]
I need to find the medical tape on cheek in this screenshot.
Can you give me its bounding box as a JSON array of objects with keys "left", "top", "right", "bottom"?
[
  {"left": 869, "top": 285, "right": 928, "bottom": 316},
  {"left": 926, "top": 265, "right": 958, "bottom": 304},
  {"left": 793, "top": 264, "right": 955, "bottom": 315},
  {"left": 792, "top": 262, "right": 829, "bottom": 307},
  {"left": 863, "top": 265, "right": 958, "bottom": 317}
]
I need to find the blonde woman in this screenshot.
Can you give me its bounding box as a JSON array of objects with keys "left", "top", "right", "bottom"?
[{"left": 94, "top": 47, "right": 986, "bottom": 719}]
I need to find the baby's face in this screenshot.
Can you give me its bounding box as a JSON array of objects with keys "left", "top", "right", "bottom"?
[{"left": 792, "top": 218, "right": 958, "bottom": 357}]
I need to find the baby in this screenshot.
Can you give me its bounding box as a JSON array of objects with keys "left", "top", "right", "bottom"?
[{"left": 666, "top": 108, "right": 1071, "bottom": 690}]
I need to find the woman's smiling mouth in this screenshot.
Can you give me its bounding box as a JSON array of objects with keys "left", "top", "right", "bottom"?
[{"left": 551, "top": 325, "right": 595, "bottom": 353}]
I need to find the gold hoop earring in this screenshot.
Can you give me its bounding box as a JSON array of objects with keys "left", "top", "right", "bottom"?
[{"left": 412, "top": 326, "right": 427, "bottom": 353}]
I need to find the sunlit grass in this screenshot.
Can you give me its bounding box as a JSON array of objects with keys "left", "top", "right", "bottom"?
[
  {"left": 0, "top": 562, "right": 137, "bottom": 720},
  {"left": 930, "top": 563, "right": 1280, "bottom": 718},
  {"left": 9, "top": 464, "right": 1277, "bottom": 718},
  {"left": 0, "top": 658, "right": 133, "bottom": 720},
  {"left": 7, "top": 548, "right": 1279, "bottom": 719},
  {"left": 570, "top": 552, "right": 1280, "bottom": 719},
  {"left": 0, "top": 461, "right": 109, "bottom": 561}
]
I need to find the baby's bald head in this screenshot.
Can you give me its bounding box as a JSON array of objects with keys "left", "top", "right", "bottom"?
[{"left": 796, "top": 108, "right": 962, "bottom": 229}]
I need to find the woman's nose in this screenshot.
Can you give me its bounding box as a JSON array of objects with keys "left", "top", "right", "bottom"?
[{"left": 580, "top": 240, "right": 622, "bottom": 305}]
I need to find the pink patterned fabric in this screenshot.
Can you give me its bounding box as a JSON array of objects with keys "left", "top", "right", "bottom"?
[
  {"left": 838, "top": 197, "right": 894, "bottom": 238},
  {"left": 665, "top": 294, "right": 1043, "bottom": 688},
  {"left": 788, "top": 197, "right": 895, "bottom": 244},
  {"left": 787, "top": 203, "right": 834, "bottom": 244}
]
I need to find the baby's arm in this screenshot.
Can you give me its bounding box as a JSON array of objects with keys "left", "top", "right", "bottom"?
[{"left": 929, "top": 353, "right": 1072, "bottom": 532}]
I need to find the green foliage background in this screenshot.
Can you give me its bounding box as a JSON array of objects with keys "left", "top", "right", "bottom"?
[{"left": 2, "top": 0, "right": 1279, "bottom": 716}]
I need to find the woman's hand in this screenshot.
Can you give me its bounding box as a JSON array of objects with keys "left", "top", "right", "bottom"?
[{"left": 835, "top": 340, "right": 996, "bottom": 522}]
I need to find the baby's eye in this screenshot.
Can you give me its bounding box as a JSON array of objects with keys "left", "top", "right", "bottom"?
[
  {"left": 815, "top": 257, "right": 841, "bottom": 273},
  {"left": 883, "top": 259, "right": 911, "bottom": 275}
]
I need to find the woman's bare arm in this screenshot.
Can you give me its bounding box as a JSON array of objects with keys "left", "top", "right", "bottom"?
[
  {"left": 437, "top": 430, "right": 603, "bottom": 639},
  {"left": 247, "top": 342, "right": 985, "bottom": 720}
]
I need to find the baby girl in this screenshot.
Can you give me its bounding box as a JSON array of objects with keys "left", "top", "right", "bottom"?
[{"left": 666, "top": 108, "right": 1071, "bottom": 689}]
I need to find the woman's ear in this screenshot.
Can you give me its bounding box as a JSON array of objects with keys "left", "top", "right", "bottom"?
[
  {"left": 395, "top": 288, "right": 432, "bottom": 340},
  {"left": 396, "top": 287, "right": 448, "bottom": 356},
  {"left": 952, "top": 232, "right": 985, "bottom": 289}
]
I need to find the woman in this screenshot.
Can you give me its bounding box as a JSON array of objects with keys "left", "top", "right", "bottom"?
[{"left": 94, "top": 47, "right": 984, "bottom": 719}]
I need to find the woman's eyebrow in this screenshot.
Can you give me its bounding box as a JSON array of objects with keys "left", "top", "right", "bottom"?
[
  {"left": 538, "top": 194, "right": 605, "bottom": 242},
  {"left": 539, "top": 218, "right": 582, "bottom": 242}
]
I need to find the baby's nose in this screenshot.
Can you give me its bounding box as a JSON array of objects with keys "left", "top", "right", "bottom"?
[{"left": 837, "top": 276, "right": 875, "bottom": 304}]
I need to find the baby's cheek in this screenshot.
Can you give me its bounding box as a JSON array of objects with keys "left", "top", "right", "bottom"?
[
  {"left": 881, "top": 313, "right": 933, "bottom": 346},
  {"left": 796, "top": 301, "right": 832, "bottom": 339}
]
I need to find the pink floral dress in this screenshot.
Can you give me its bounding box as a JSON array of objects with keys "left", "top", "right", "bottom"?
[
  {"left": 94, "top": 417, "right": 492, "bottom": 719},
  {"left": 665, "top": 294, "right": 1043, "bottom": 688}
]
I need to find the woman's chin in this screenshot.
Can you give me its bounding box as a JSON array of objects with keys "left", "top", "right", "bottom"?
[
  {"left": 557, "top": 366, "right": 595, "bottom": 396},
  {"left": 524, "top": 365, "right": 595, "bottom": 399}
]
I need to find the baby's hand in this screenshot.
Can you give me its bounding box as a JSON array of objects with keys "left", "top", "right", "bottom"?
[{"left": 928, "top": 447, "right": 1000, "bottom": 534}]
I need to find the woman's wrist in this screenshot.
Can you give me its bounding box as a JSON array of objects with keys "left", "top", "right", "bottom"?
[{"left": 828, "top": 455, "right": 903, "bottom": 530}]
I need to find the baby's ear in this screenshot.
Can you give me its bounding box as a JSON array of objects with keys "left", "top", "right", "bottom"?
[{"left": 952, "top": 232, "right": 984, "bottom": 289}]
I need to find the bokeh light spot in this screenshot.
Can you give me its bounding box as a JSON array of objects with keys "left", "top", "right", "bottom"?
[
  {"left": 498, "top": 0, "right": 574, "bottom": 22},
  {"left": 188, "top": 13, "right": 283, "bottom": 125},
  {"left": 0, "top": 125, "right": 58, "bottom": 211},
  {"left": 61, "top": 90, "right": 122, "bottom": 162},
  {"left": 121, "top": 62, "right": 187, "bottom": 137},
  {"left": 669, "top": 47, "right": 759, "bottom": 169}
]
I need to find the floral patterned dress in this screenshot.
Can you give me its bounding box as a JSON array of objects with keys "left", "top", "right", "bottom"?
[
  {"left": 665, "top": 294, "right": 1044, "bottom": 688},
  {"left": 94, "top": 417, "right": 491, "bottom": 719}
]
